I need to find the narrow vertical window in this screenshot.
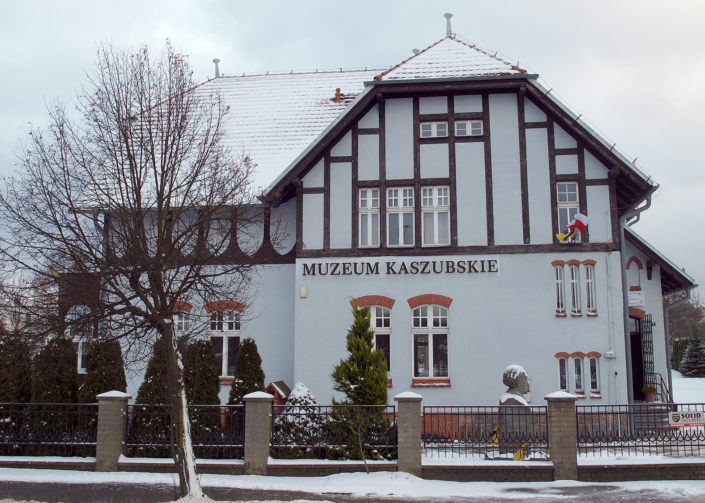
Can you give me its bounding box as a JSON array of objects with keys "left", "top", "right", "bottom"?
[
  {"left": 574, "top": 358, "right": 583, "bottom": 392},
  {"left": 359, "top": 189, "right": 380, "bottom": 247},
  {"left": 557, "top": 182, "right": 579, "bottom": 238},
  {"left": 387, "top": 187, "right": 414, "bottom": 247},
  {"left": 558, "top": 358, "right": 568, "bottom": 391},
  {"left": 371, "top": 306, "right": 391, "bottom": 372},
  {"left": 589, "top": 357, "right": 600, "bottom": 393},
  {"left": 209, "top": 310, "right": 241, "bottom": 377},
  {"left": 570, "top": 265, "right": 581, "bottom": 315},
  {"left": 421, "top": 186, "right": 450, "bottom": 246},
  {"left": 555, "top": 265, "right": 565, "bottom": 316},
  {"left": 585, "top": 265, "right": 597, "bottom": 315}
]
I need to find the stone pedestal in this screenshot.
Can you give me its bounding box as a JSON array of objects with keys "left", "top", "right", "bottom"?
[
  {"left": 498, "top": 406, "right": 532, "bottom": 455},
  {"left": 545, "top": 392, "right": 579, "bottom": 480},
  {"left": 244, "top": 392, "right": 274, "bottom": 476},
  {"left": 96, "top": 391, "right": 131, "bottom": 472},
  {"left": 394, "top": 392, "right": 422, "bottom": 477}
]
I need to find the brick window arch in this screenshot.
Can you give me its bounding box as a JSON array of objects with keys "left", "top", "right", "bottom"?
[
  {"left": 173, "top": 301, "right": 193, "bottom": 314},
  {"left": 407, "top": 294, "right": 453, "bottom": 309},
  {"left": 204, "top": 300, "right": 245, "bottom": 313},
  {"left": 350, "top": 295, "right": 395, "bottom": 310}
]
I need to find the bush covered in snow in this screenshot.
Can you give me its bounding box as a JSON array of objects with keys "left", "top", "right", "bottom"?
[{"left": 271, "top": 381, "right": 326, "bottom": 459}]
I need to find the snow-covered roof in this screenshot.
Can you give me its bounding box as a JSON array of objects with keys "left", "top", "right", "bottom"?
[
  {"left": 196, "top": 69, "right": 382, "bottom": 189},
  {"left": 375, "top": 38, "right": 524, "bottom": 81}
]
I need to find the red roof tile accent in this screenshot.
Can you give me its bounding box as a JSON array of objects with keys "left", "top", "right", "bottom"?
[
  {"left": 407, "top": 294, "right": 453, "bottom": 309},
  {"left": 551, "top": 260, "right": 566, "bottom": 267},
  {"left": 173, "top": 301, "right": 193, "bottom": 314},
  {"left": 566, "top": 259, "right": 582, "bottom": 266},
  {"left": 629, "top": 307, "right": 646, "bottom": 319},
  {"left": 204, "top": 300, "right": 245, "bottom": 314},
  {"left": 554, "top": 352, "right": 570, "bottom": 359},
  {"left": 586, "top": 351, "right": 602, "bottom": 358},
  {"left": 626, "top": 256, "right": 643, "bottom": 270},
  {"left": 582, "top": 259, "right": 597, "bottom": 266},
  {"left": 350, "top": 295, "right": 395, "bottom": 310}
]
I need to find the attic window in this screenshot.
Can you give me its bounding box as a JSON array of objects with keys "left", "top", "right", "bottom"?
[
  {"left": 455, "top": 120, "right": 483, "bottom": 137},
  {"left": 420, "top": 122, "right": 448, "bottom": 138}
]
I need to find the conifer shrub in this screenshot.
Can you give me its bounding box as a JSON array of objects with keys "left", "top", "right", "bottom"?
[
  {"left": 680, "top": 327, "right": 705, "bottom": 377},
  {"left": 672, "top": 337, "right": 689, "bottom": 372},
  {"left": 271, "top": 381, "right": 325, "bottom": 459},
  {"left": 227, "top": 337, "right": 265, "bottom": 405},
  {"left": 80, "top": 340, "right": 127, "bottom": 402},
  {"left": 32, "top": 337, "right": 78, "bottom": 404},
  {"left": 329, "top": 306, "right": 394, "bottom": 463},
  {"left": 0, "top": 335, "right": 32, "bottom": 403},
  {"left": 184, "top": 339, "right": 221, "bottom": 459}
]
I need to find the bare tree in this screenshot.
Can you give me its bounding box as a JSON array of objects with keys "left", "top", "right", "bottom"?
[{"left": 0, "top": 41, "right": 283, "bottom": 497}]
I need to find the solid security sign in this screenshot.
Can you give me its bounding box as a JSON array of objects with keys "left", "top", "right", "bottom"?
[{"left": 669, "top": 411, "right": 704, "bottom": 428}]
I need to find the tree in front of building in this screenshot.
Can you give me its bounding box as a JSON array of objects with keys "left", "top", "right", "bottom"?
[
  {"left": 31, "top": 337, "right": 79, "bottom": 403},
  {"left": 672, "top": 337, "right": 689, "bottom": 372},
  {"left": 184, "top": 340, "right": 221, "bottom": 406},
  {"left": 271, "top": 381, "right": 325, "bottom": 459},
  {"left": 135, "top": 339, "right": 169, "bottom": 405},
  {"left": 227, "top": 337, "right": 265, "bottom": 405},
  {"left": 680, "top": 327, "right": 705, "bottom": 377},
  {"left": 80, "top": 340, "right": 127, "bottom": 402},
  {"left": 0, "top": 335, "right": 32, "bottom": 403}
]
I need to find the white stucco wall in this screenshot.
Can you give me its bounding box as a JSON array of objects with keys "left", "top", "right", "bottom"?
[
  {"left": 330, "top": 162, "right": 352, "bottom": 249},
  {"left": 525, "top": 128, "right": 552, "bottom": 244},
  {"left": 455, "top": 142, "right": 487, "bottom": 246},
  {"left": 385, "top": 98, "right": 414, "bottom": 180}
]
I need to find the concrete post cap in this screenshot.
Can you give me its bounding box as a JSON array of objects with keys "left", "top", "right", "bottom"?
[
  {"left": 96, "top": 391, "right": 132, "bottom": 400},
  {"left": 243, "top": 391, "right": 274, "bottom": 402},
  {"left": 394, "top": 391, "right": 423, "bottom": 401},
  {"left": 544, "top": 391, "right": 579, "bottom": 401}
]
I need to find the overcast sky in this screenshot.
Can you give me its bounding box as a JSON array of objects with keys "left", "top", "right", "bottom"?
[{"left": 1, "top": 0, "right": 703, "bottom": 291}]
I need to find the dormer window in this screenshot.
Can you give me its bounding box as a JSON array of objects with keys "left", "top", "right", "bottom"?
[
  {"left": 420, "top": 122, "right": 448, "bottom": 138},
  {"left": 455, "top": 120, "right": 483, "bottom": 137}
]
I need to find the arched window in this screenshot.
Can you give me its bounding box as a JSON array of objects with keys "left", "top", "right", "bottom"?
[
  {"left": 574, "top": 357, "right": 584, "bottom": 393},
  {"left": 554, "top": 264, "right": 565, "bottom": 316},
  {"left": 569, "top": 264, "right": 581, "bottom": 315},
  {"left": 412, "top": 305, "right": 449, "bottom": 378},
  {"left": 370, "top": 306, "right": 391, "bottom": 372},
  {"left": 585, "top": 264, "right": 597, "bottom": 315},
  {"left": 558, "top": 357, "right": 568, "bottom": 392},
  {"left": 209, "top": 311, "right": 241, "bottom": 377},
  {"left": 589, "top": 356, "right": 600, "bottom": 393}
]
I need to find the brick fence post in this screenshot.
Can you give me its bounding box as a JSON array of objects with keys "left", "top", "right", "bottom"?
[
  {"left": 394, "top": 392, "right": 422, "bottom": 477},
  {"left": 244, "top": 391, "right": 274, "bottom": 476},
  {"left": 545, "top": 392, "right": 579, "bottom": 480},
  {"left": 96, "top": 391, "right": 132, "bottom": 472}
]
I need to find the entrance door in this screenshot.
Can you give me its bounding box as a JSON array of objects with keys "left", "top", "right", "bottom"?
[{"left": 630, "top": 318, "right": 644, "bottom": 401}]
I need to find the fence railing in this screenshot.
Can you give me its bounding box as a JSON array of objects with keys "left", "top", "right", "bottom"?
[
  {"left": 577, "top": 403, "right": 705, "bottom": 457},
  {"left": 422, "top": 405, "right": 549, "bottom": 459},
  {"left": 0, "top": 403, "right": 98, "bottom": 457},
  {"left": 271, "top": 405, "right": 397, "bottom": 460},
  {"left": 124, "top": 404, "right": 245, "bottom": 459}
]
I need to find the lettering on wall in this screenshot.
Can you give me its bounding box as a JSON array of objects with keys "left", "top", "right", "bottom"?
[{"left": 301, "top": 258, "right": 499, "bottom": 276}]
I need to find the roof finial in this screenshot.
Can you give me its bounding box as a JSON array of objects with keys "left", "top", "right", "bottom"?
[
  {"left": 412, "top": 48, "right": 420, "bottom": 54},
  {"left": 213, "top": 58, "right": 221, "bottom": 78},
  {"left": 444, "top": 12, "right": 453, "bottom": 38}
]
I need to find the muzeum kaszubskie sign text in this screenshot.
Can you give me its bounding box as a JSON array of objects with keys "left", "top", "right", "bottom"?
[{"left": 301, "top": 258, "right": 499, "bottom": 276}]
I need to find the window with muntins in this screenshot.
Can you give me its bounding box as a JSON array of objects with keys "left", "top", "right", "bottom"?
[
  {"left": 558, "top": 358, "right": 568, "bottom": 391},
  {"left": 455, "top": 120, "right": 483, "bottom": 137},
  {"left": 557, "top": 183, "right": 579, "bottom": 235},
  {"left": 421, "top": 186, "right": 450, "bottom": 246},
  {"left": 359, "top": 189, "right": 380, "bottom": 248},
  {"left": 209, "top": 311, "right": 241, "bottom": 377},
  {"left": 420, "top": 122, "right": 448, "bottom": 138},
  {"left": 387, "top": 188, "right": 414, "bottom": 247},
  {"left": 555, "top": 265, "right": 565, "bottom": 316},
  {"left": 412, "top": 305, "right": 449, "bottom": 379},
  {"left": 574, "top": 357, "right": 584, "bottom": 392},
  {"left": 585, "top": 265, "right": 597, "bottom": 315},
  {"left": 589, "top": 357, "right": 600, "bottom": 393},
  {"left": 174, "top": 312, "right": 190, "bottom": 332},
  {"left": 371, "top": 306, "right": 391, "bottom": 372},
  {"left": 570, "top": 265, "right": 581, "bottom": 315}
]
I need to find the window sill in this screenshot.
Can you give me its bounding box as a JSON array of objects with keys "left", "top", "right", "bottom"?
[
  {"left": 421, "top": 244, "right": 451, "bottom": 248},
  {"left": 590, "top": 393, "right": 602, "bottom": 399},
  {"left": 387, "top": 378, "right": 393, "bottom": 388},
  {"left": 219, "top": 377, "right": 235, "bottom": 385},
  {"left": 411, "top": 378, "right": 451, "bottom": 387},
  {"left": 587, "top": 312, "right": 598, "bottom": 317},
  {"left": 574, "top": 392, "right": 587, "bottom": 399},
  {"left": 556, "top": 312, "right": 567, "bottom": 317},
  {"left": 571, "top": 312, "right": 582, "bottom": 317}
]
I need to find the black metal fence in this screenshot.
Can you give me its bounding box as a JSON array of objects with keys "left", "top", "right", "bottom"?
[
  {"left": 577, "top": 403, "right": 705, "bottom": 457},
  {"left": 422, "top": 406, "right": 549, "bottom": 459},
  {"left": 0, "top": 403, "right": 98, "bottom": 457},
  {"left": 124, "top": 404, "right": 245, "bottom": 459},
  {"left": 271, "top": 405, "right": 397, "bottom": 460}
]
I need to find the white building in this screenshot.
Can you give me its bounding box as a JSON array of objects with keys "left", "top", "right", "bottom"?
[{"left": 114, "top": 36, "right": 693, "bottom": 406}]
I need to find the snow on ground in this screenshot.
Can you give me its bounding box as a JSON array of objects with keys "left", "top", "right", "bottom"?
[{"left": 672, "top": 371, "right": 705, "bottom": 403}]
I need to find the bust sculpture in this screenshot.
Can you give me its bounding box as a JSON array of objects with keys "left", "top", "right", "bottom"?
[{"left": 499, "top": 365, "right": 529, "bottom": 406}]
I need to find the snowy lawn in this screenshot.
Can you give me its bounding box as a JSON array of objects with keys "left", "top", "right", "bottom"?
[{"left": 672, "top": 370, "right": 705, "bottom": 403}]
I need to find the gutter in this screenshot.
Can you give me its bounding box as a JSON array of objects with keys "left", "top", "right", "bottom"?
[
  {"left": 619, "top": 184, "right": 658, "bottom": 404},
  {"left": 664, "top": 284, "right": 698, "bottom": 401}
]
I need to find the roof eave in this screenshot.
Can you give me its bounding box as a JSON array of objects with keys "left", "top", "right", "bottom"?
[{"left": 366, "top": 73, "right": 539, "bottom": 86}]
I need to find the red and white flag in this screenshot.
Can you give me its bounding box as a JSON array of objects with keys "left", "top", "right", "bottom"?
[{"left": 568, "top": 213, "right": 590, "bottom": 233}]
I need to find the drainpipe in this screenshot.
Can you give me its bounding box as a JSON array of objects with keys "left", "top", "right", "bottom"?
[
  {"left": 664, "top": 284, "right": 697, "bottom": 401},
  {"left": 619, "top": 184, "right": 658, "bottom": 404}
]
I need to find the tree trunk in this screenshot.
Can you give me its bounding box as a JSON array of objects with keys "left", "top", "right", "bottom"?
[{"left": 165, "top": 332, "right": 204, "bottom": 499}]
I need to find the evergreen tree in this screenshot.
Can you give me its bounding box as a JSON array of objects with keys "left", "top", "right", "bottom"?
[
  {"left": 271, "top": 381, "right": 325, "bottom": 459},
  {"left": 184, "top": 340, "right": 220, "bottom": 406},
  {"left": 31, "top": 337, "right": 78, "bottom": 403},
  {"left": 135, "top": 338, "right": 169, "bottom": 404},
  {"left": 80, "top": 340, "right": 127, "bottom": 402},
  {"left": 672, "top": 337, "right": 689, "bottom": 372},
  {"left": 0, "top": 335, "right": 32, "bottom": 403},
  {"left": 680, "top": 327, "right": 705, "bottom": 377},
  {"left": 331, "top": 306, "right": 388, "bottom": 406},
  {"left": 227, "top": 338, "right": 265, "bottom": 405}
]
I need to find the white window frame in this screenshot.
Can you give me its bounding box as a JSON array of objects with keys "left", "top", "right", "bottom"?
[
  {"left": 411, "top": 305, "right": 449, "bottom": 379},
  {"left": 558, "top": 357, "right": 568, "bottom": 392},
  {"left": 386, "top": 187, "right": 414, "bottom": 247},
  {"left": 569, "top": 264, "right": 581, "bottom": 316},
  {"left": 574, "top": 357, "right": 584, "bottom": 393},
  {"left": 555, "top": 265, "right": 565, "bottom": 316},
  {"left": 370, "top": 306, "right": 391, "bottom": 373},
  {"left": 585, "top": 264, "right": 597, "bottom": 316},
  {"left": 421, "top": 186, "right": 450, "bottom": 247},
  {"left": 209, "top": 310, "right": 241, "bottom": 377},
  {"left": 420, "top": 121, "right": 448, "bottom": 138},
  {"left": 66, "top": 305, "right": 91, "bottom": 373},
  {"left": 174, "top": 312, "right": 190, "bottom": 332},
  {"left": 557, "top": 182, "right": 579, "bottom": 238},
  {"left": 589, "top": 357, "right": 600, "bottom": 393},
  {"left": 359, "top": 188, "right": 380, "bottom": 248},
  {"left": 454, "top": 120, "right": 483, "bottom": 137}
]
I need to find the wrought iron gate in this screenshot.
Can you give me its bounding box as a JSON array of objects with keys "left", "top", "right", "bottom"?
[{"left": 641, "top": 314, "right": 655, "bottom": 385}]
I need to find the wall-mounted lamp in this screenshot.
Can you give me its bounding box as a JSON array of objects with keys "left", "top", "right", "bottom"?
[{"left": 300, "top": 286, "right": 308, "bottom": 298}]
